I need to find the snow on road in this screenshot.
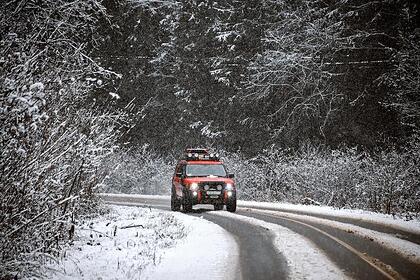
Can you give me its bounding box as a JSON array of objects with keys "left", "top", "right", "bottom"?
[
  {"left": 249, "top": 208, "right": 420, "bottom": 265},
  {"left": 238, "top": 200, "right": 420, "bottom": 234},
  {"left": 211, "top": 211, "right": 350, "bottom": 280},
  {"left": 142, "top": 212, "right": 239, "bottom": 280},
  {"left": 46, "top": 205, "right": 238, "bottom": 280}
]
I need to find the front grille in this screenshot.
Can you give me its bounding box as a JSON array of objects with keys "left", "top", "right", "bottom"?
[
  {"left": 199, "top": 182, "right": 224, "bottom": 200},
  {"left": 199, "top": 182, "right": 225, "bottom": 190}
]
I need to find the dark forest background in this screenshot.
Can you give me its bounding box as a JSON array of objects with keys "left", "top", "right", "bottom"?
[{"left": 95, "top": 0, "right": 419, "bottom": 156}]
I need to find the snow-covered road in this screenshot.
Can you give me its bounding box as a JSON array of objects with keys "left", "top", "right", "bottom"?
[
  {"left": 50, "top": 194, "right": 420, "bottom": 280},
  {"left": 142, "top": 211, "right": 240, "bottom": 280}
]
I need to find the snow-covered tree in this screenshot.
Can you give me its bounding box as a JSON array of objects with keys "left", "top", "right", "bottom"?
[{"left": 0, "top": 1, "right": 130, "bottom": 277}]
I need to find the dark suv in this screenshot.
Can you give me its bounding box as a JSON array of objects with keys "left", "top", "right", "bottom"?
[{"left": 171, "top": 148, "right": 237, "bottom": 212}]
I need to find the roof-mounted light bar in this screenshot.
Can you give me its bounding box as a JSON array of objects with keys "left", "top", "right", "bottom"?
[
  {"left": 184, "top": 151, "right": 220, "bottom": 161},
  {"left": 185, "top": 148, "right": 208, "bottom": 155}
]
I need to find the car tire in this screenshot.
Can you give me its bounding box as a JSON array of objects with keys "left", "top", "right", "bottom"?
[
  {"left": 171, "top": 189, "right": 181, "bottom": 211},
  {"left": 213, "top": 203, "right": 223, "bottom": 211},
  {"left": 182, "top": 192, "right": 193, "bottom": 212},
  {"left": 226, "top": 199, "right": 236, "bottom": 212}
]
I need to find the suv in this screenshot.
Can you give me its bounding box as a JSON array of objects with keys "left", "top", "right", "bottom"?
[{"left": 171, "top": 148, "right": 237, "bottom": 212}]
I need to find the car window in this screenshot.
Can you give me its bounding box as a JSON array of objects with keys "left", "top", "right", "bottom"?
[
  {"left": 175, "top": 164, "right": 183, "bottom": 175},
  {"left": 185, "top": 164, "right": 227, "bottom": 177}
]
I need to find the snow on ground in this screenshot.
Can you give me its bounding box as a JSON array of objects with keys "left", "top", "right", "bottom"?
[
  {"left": 210, "top": 211, "right": 350, "bottom": 280},
  {"left": 142, "top": 212, "right": 240, "bottom": 280},
  {"left": 46, "top": 206, "right": 185, "bottom": 279},
  {"left": 238, "top": 200, "right": 420, "bottom": 234},
  {"left": 249, "top": 208, "right": 420, "bottom": 265},
  {"left": 100, "top": 193, "right": 170, "bottom": 201},
  {"left": 45, "top": 205, "right": 238, "bottom": 280}
]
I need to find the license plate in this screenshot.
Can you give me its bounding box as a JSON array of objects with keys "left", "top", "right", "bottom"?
[{"left": 207, "top": 190, "right": 221, "bottom": 195}]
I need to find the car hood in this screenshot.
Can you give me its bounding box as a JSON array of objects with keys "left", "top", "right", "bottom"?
[{"left": 183, "top": 177, "right": 234, "bottom": 185}]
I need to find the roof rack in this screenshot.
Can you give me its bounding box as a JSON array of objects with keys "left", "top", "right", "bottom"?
[
  {"left": 185, "top": 148, "right": 208, "bottom": 155},
  {"left": 183, "top": 148, "right": 220, "bottom": 161}
]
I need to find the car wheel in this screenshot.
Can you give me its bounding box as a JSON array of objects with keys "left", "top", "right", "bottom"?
[
  {"left": 182, "top": 192, "right": 193, "bottom": 212},
  {"left": 171, "top": 190, "right": 180, "bottom": 211},
  {"left": 226, "top": 198, "right": 236, "bottom": 212},
  {"left": 214, "top": 203, "right": 223, "bottom": 211}
]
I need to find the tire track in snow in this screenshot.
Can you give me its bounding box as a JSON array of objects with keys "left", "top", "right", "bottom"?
[
  {"left": 237, "top": 209, "right": 420, "bottom": 280},
  {"left": 198, "top": 211, "right": 289, "bottom": 280},
  {"left": 209, "top": 211, "right": 351, "bottom": 280},
  {"left": 237, "top": 201, "right": 420, "bottom": 245}
]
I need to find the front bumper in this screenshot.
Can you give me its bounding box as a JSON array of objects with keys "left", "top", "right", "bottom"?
[{"left": 189, "top": 189, "right": 236, "bottom": 205}]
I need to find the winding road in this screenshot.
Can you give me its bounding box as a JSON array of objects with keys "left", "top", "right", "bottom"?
[{"left": 100, "top": 194, "right": 420, "bottom": 280}]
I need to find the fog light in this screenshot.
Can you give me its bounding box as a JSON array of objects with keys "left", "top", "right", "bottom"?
[
  {"left": 193, "top": 191, "right": 198, "bottom": 196},
  {"left": 227, "top": 191, "right": 233, "bottom": 197},
  {"left": 190, "top": 183, "right": 199, "bottom": 191}
]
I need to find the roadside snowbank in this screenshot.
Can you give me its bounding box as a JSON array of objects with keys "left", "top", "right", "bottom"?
[
  {"left": 211, "top": 211, "right": 350, "bottom": 280},
  {"left": 46, "top": 206, "right": 184, "bottom": 279},
  {"left": 46, "top": 205, "right": 238, "bottom": 280}
]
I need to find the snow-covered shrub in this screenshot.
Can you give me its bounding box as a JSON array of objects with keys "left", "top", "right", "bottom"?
[
  {"left": 222, "top": 148, "right": 291, "bottom": 202},
  {"left": 222, "top": 151, "right": 271, "bottom": 201},
  {"left": 223, "top": 140, "right": 419, "bottom": 218},
  {"left": 361, "top": 136, "right": 420, "bottom": 217},
  {"left": 0, "top": 1, "right": 129, "bottom": 278},
  {"left": 101, "top": 146, "right": 174, "bottom": 195},
  {"left": 280, "top": 144, "right": 364, "bottom": 207}
]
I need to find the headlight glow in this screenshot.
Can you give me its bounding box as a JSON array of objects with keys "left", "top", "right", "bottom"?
[
  {"left": 225, "top": 183, "right": 233, "bottom": 191},
  {"left": 190, "top": 183, "right": 199, "bottom": 191}
]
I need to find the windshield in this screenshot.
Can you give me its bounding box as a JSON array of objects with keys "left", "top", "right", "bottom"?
[{"left": 185, "top": 164, "right": 227, "bottom": 177}]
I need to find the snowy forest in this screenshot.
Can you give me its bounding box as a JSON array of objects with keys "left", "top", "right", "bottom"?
[{"left": 1, "top": 0, "right": 419, "bottom": 277}]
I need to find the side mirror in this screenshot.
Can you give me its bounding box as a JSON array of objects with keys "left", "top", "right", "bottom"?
[
  {"left": 176, "top": 172, "right": 183, "bottom": 178},
  {"left": 228, "top": 173, "right": 235, "bottom": 178}
]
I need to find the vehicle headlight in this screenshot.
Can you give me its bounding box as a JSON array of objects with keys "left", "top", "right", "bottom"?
[
  {"left": 225, "top": 183, "right": 233, "bottom": 191},
  {"left": 190, "top": 183, "right": 199, "bottom": 191},
  {"left": 217, "top": 184, "right": 223, "bottom": 190}
]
